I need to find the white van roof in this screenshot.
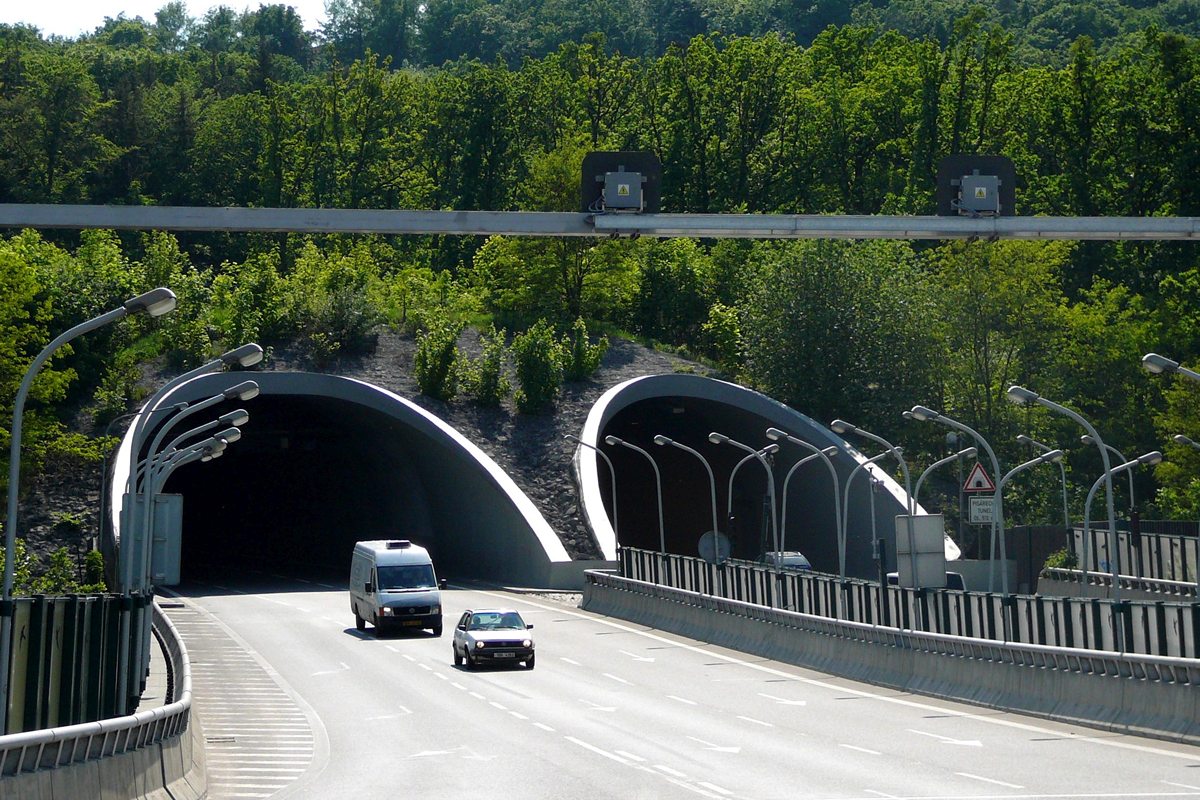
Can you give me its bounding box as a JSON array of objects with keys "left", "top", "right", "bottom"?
[{"left": 354, "top": 539, "right": 433, "bottom": 565}]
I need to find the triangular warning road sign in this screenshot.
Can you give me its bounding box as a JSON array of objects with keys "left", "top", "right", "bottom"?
[{"left": 963, "top": 462, "right": 995, "bottom": 492}]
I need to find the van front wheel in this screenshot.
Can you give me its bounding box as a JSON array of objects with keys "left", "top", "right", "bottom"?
[
  {"left": 432, "top": 624, "right": 443, "bottom": 637},
  {"left": 354, "top": 612, "right": 365, "bottom": 631}
]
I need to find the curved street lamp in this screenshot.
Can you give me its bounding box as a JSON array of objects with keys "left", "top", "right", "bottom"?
[
  {"left": 914, "top": 446, "right": 977, "bottom": 510},
  {"left": 1017, "top": 434, "right": 1070, "bottom": 537},
  {"left": 2, "top": 286, "right": 176, "bottom": 732},
  {"left": 1081, "top": 435, "right": 1134, "bottom": 512},
  {"left": 1082, "top": 451, "right": 1163, "bottom": 603},
  {"left": 564, "top": 434, "right": 618, "bottom": 553},
  {"left": 831, "top": 420, "right": 917, "bottom": 586},
  {"left": 1142, "top": 352, "right": 1200, "bottom": 382},
  {"left": 909, "top": 405, "right": 1007, "bottom": 594},
  {"left": 709, "top": 432, "right": 779, "bottom": 560},
  {"left": 840, "top": 449, "right": 897, "bottom": 581},
  {"left": 653, "top": 436, "right": 721, "bottom": 563},
  {"left": 766, "top": 427, "right": 841, "bottom": 568},
  {"left": 1007, "top": 385, "right": 1116, "bottom": 601},
  {"left": 604, "top": 436, "right": 664, "bottom": 555}
]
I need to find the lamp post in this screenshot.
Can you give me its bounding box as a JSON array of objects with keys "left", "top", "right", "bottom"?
[
  {"left": 1082, "top": 452, "right": 1163, "bottom": 603},
  {"left": 604, "top": 436, "right": 664, "bottom": 556},
  {"left": 914, "top": 447, "right": 977, "bottom": 509},
  {"left": 1006, "top": 386, "right": 1116, "bottom": 605},
  {"left": 1017, "top": 434, "right": 1070, "bottom": 541},
  {"left": 840, "top": 450, "right": 896, "bottom": 581},
  {"left": 908, "top": 405, "right": 1007, "bottom": 594},
  {"left": 2, "top": 287, "right": 176, "bottom": 733},
  {"left": 1174, "top": 434, "right": 1200, "bottom": 453},
  {"left": 709, "top": 433, "right": 779, "bottom": 559},
  {"left": 115, "top": 341, "right": 261, "bottom": 712},
  {"left": 1142, "top": 352, "right": 1200, "bottom": 382},
  {"left": 831, "top": 420, "right": 917, "bottom": 589},
  {"left": 653, "top": 436, "right": 721, "bottom": 563},
  {"left": 766, "top": 427, "right": 841, "bottom": 564},
  {"left": 1081, "top": 435, "right": 1134, "bottom": 512},
  {"left": 564, "top": 434, "right": 618, "bottom": 554}
]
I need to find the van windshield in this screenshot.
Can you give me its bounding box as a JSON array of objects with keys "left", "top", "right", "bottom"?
[{"left": 377, "top": 564, "right": 436, "bottom": 591}]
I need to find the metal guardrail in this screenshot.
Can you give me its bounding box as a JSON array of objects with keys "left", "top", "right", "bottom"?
[
  {"left": 0, "top": 601, "right": 191, "bottom": 777},
  {"left": 621, "top": 548, "right": 1200, "bottom": 658},
  {"left": 586, "top": 569, "right": 1200, "bottom": 687}
]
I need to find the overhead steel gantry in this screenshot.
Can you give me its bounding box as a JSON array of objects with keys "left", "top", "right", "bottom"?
[{"left": 3, "top": 204, "right": 1200, "bottom": 240}]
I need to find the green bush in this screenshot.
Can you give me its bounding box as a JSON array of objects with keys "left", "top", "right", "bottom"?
[
  {"left": 1042, "top": 547, "right": 1078, "bottom": 572},
  {"left": 0, "top": 539, "right": 106, "bottom": 594},
  {"left": 414, "top": 318, "right": 464, "bottom": 401},
  {"left": 512, "top": 319, "right": 564, "bottom": 413},
  {"left": 462, "top": 325, "right": 511, "bottom": 407},
  {"left": 562, "top": 318, "right": 608, "bottom": 381}
]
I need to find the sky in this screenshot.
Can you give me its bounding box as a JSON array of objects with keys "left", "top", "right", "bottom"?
[{"left": 4, "top": 0, "right": 329, "bottom": 39}]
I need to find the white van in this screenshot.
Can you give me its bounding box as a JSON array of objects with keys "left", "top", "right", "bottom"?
[{"left": 349, "top": 540, "right": 446, "bottom": 636}]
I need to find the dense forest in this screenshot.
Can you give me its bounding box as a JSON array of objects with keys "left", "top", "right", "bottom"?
[{"left": 4, "top": 0, "right": 1200, "bottom": 548}]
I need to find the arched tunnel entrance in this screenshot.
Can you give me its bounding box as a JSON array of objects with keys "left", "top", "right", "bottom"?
[
  {"left": 112, "top": 372, "right": 584, "bottom": 589},
  {"left": 575, "top": 375, "right": 943, "bottom": 579}
]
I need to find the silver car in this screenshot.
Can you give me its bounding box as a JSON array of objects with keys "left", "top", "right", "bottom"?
[{"left": 452, "top": 608, "right": 535, "bottom": 670}]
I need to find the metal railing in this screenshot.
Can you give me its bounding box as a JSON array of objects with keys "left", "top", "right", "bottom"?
[
  {"left": 0, "top": 601, "right": 191, "bottom": 776},
  {"left": 620, "top": 548, "right": 1200, "bottom": 658}
]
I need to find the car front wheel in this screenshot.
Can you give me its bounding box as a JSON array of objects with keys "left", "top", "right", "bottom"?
[
  {"left": 464, "top": 649, "right": 476, "bottom": 671},
  {"left": 525, "top": 653, "right": 535, "bottom": 670},
  {"left": 453, "top": 645, "right": 463, "bottom": 667}
]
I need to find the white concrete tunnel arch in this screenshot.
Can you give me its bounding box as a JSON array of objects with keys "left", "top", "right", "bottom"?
[
  {"left": 576, "top": 374, "right": 959, "bottom": 575},
  {"left": 111, "top": 372, "right": 593, "bottom": 589}
]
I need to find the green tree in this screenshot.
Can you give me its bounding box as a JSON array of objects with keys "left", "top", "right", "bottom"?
[
  {"left": 414, "top": 317, "right": 463, "bottom": 401},
  {"left": 511, "top": 319, "right": 563, "bottom": 413}
]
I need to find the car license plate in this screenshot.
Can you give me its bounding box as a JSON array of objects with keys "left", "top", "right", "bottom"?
[
  {"left": 494, "top": 652, "right": 515, "bottom": 658},
  {"left": 401, "top": 620, "right": 423, "bottom": 626}
]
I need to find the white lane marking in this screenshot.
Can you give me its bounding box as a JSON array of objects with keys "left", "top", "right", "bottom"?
[
  {"left": 364, "top": 707, "right": 412, "bottom": 720},
  {"left": 839, "top": 743, "right": 881, "bottom": 755},
  {"left": 490, "top": 702, "right": 508, "bottom": 711},
  {"left": 566, "top": 736, "right": 630, "bottom": 764},
  {"left": 310, "top": 662, "right": 349, "bottom": 676},
  {"left": 469, "top": 692, "right": 485, "bottom": 700},
  {"left": 863, "top": 790, "right": 899, "bottom": 798},
  {"left": 560, "top": 657, "right": 583, "bottom": 666},
  {"left": 697, "top": 782, "right": 732, "bottom": 796},
  {"left": 533, "top": 722, "right": 556, "bottom": 732},
  {"left": 619, "top": 649, "right": 656, "bottom": 662},
  {"left": 758, "top": 692, "right": 806, "bottom": 706},
  {"left": 686, "top": 736, "right": 740, "bottom": 754},
  {"left": 419, "top": 663, "right": 433, "bottom": 671},
  {"left": 603, "top": 672, "right": 632, "bottom": 685},
  {"left": 451, "top": 682, "right": 467, "bottom": 690},
  {"left": 668, "top": 695, "right": 698, "bottom": 705},
  {"left": 737, "top": 715, "right": 773, "bottom": 727},
  {"left": 509, "top": 711, "right": 528, "bottom": 720},
  {"left": 955, "top": 771, "right": 1024, "bottom": 788},
  {"left": 385, "top": 645, "right": 399, "bottom": 653},
  {"left": 909, "top": 729, "right": 982, "bottom": 747},
  {"left": 1164, "top": 782, "right": 1200, "bottom": 791},
  {"left": 579, "top": 698, "right": 617, "bottom": 712},
  {"left": 433, "top": 672, "right": 448, "bottom": 681},
  {"left": 654, "top": 765, "right": 687, "bottom": 778},
  {"left": 487, "top": 591, "right": 1200, "bottom": 764},
  {"left": 615, "top": 750, "right": 647, "bottom": 762},
  {"left": 402, "top": 654, "right": 417, "bottom": 662}
]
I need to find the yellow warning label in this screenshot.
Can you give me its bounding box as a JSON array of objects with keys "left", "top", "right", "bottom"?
[
  {"left": 974, "top": 187, "right": 988, "bottom": 199},
  {"left": 618, "top": 184, "right": 630, "bottom": 196}
]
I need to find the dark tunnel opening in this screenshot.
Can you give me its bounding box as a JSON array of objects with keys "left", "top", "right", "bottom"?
[
  {"left": 161, "top": 395, "right": 435, "bottom": 583},
  {"left": 597, "top": 396, "right": 843, "bottom": 572}
]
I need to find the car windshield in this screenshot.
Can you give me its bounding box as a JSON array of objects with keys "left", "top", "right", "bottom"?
[
  {"left": 468, "top": 611, "right": 526, "bottom": 630},
  {"left": 376, "top": 564, "right": 436, "bottom": 590}
]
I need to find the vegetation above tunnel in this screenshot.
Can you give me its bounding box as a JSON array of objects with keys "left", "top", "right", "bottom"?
[{"left": 4, "top": 3, "right": 1200, "bottom": 579}]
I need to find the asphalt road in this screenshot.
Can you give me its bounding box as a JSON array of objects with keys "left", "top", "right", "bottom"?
[{"left": 164, "top": 573, "right": 1200, "bottom": 800}]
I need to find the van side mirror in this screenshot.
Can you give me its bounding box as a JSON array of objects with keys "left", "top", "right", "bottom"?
[
  {"left": 364, "top": 582, "right": 373, "bottom": 594},
  {"left": 526, "top": 624, "right": 534, "bottom": 630},
  {"left": 439, "top": 578, "right": 447, "bottom": 590}
]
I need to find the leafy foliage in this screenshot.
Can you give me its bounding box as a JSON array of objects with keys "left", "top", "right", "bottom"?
[
  {"left": 413, "top": 317, "right": 464, "bottom": 401},
  {"left": 561, "top": 317, "right": 608, "bottom": 381},
  {"left": 461, "top": 324, "right": 512, "bottom": 407},
  {"left": 512, "top": 319, "right": 564, "bottom": 413}
]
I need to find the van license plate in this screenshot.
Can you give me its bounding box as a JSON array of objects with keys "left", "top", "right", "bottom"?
[
  {"left": 401, "top": 620, "right": 423, "bottom": 626},
  {"left": 494, "top": 652, "right": 514, "bottom": 658}
]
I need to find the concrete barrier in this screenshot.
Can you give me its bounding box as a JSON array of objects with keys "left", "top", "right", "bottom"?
[{"left": 583, "top": 572, "right": 1200, "bottom": 746}]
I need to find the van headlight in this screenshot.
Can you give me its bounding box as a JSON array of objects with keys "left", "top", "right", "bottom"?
[
  {"left": 475, "top": 641, "right": 485, "bottom": 650},
  {"left": 432, "top": 605, "right": 441, "bottom": 614},
  {"left": 382, "top": 607, "right": 394, "bottom": 616},
  {"left": 523, "top": 639, "right": 532, "bottom": 648}
]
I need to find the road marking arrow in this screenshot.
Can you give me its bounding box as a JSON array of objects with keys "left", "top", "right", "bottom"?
[
  {"left": 687, "top": 736, "right": 741, "bottom": 754},
  {"left": 758, "top": 693, "right": 807, "bottom": 706},
  {"left": 619, "top": 649, "right": 656, "bottom": 662},
  {"left": 908, "top": 729, "right": 982, "bottom": 747}
]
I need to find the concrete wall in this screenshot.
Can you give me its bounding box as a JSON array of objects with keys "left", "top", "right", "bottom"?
[{"left": 582, "top": 572, "right": 1200, "bottom": 746}]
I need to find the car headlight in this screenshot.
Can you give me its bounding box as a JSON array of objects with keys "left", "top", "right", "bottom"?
[
  {"left": 432, "top": 605, "right": 441, "bottom": 614},
  {"left": 475, "top": 640, "right": 485, "bottom": 649},
  {"left": 382, "top": 607, "right": 394, "bottom": 616},
  {"left": 522, "top": 639, "right": 532, "bottom": 648}
]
